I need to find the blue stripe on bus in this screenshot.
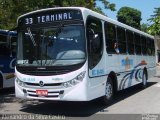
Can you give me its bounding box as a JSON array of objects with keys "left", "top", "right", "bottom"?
[
  {"left": 0, "top": 57, "right": 15, "bottom": 73},
  {"left": 0, "top": 29, "right": 17, "bottom": 36}
]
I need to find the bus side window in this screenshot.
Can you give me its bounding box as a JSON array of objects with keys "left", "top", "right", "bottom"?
[
  {"left": 11, "top": 36, "right": 17, "bottom": 57},
  {"left": 0, "top": 34, "right": 10, "bottom": 56},
  {"left": 104, "top": 22, "right": 117, "bottom": 54},
  {"left": 117, "top": 26, "right": 126, "bottom": 54},
  {"left": 141, "top": 36, "right": 147, "bottom": 55},
  {"left": 0, "top": 45, "right": 10, "bottom": 56},
  {"left": 146, "top": 38, "right": 152, "bottom": 56},
  {"left": 151, "top": 38, "right": 155, "bottom": 56},
  {"left": 87, "top": 16, "right": 103, "bottom": 69},
  {"left": 134, "top": 33, "right": 141, "bottom": 55},
  {"left": 114, "top": 42, "right": 120, "bottom": 54},
  {"left": 126, "top": 30, "right": 135, "bottom": 55}
]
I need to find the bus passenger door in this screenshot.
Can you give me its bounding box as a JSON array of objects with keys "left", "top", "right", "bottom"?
[
  {"left": 87, "top": 16, "right": 106, "bottom": 77},
  {"left": 86, "top": 16, "right": 106, "bottom": 99}
]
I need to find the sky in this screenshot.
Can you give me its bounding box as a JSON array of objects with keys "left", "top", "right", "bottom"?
[{"left": 97, "top": 0, "right": 160, "bottom": 24}]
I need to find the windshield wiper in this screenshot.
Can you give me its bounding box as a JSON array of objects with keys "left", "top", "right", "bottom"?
[
  {"left": 27, "top": 27, "right": 37, "bottom": 46},
  {"left": 26, "top": 27, "right": 40, "bottom": 65}
]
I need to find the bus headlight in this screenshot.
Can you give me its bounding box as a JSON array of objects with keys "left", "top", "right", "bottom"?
[
  {"left": 63, "top": 71, "right": 86, "bottom": 88},
  {"left": 16, "top": 78, "right": 26, "bottom": 87}
]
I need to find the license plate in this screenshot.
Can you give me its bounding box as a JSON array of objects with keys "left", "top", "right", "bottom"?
[{"left": 36, "top": 90, "right": 48, "bottom": 96}]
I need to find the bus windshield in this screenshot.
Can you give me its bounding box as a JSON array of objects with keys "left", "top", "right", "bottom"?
[{"left": 17, "top": 25, "right": 86, "bottom": 66}]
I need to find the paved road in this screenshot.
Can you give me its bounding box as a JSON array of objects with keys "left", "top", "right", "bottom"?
[{"left": 0, "top": 67, "right": 160, "bottom": 120}]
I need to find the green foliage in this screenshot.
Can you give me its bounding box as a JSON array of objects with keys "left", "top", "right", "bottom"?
[
  {"left": 117, "top": 7, "right": 142, "bottom": 29},
  {"left": 147, "top": 7, "right": 160, "bottom": 35},
  {"left": 0, "top": 0, "right": 56, "bottom": 29},
  {"left": 141, "top": 23, "right": 149, "bottom": 33},
  {"left": 148, "top": 7, "right": 160, "bottom": 22},
  {"left": 154, "top": 7, "right": 160, "bottom": 16},
  {"left": 95, "top": 0, "right": 115, "bottom": 15},
  {"left": 0, "top": 0, "right": 115, "bottom": 29},
  {"left": 98, "top": 0, "right": 115, "bottom": 11},
  {"left": 147, "top": 16, "right": 160, "bottom": 35}
]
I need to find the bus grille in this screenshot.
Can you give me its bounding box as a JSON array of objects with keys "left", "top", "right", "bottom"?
[
  {"left": 21, "top": 70, "right": 70, "bottom": 76},
  {"left": 24, "top": 82, "right": 63, "bottom": 89},
  {"left": 26, "top": 90, "right": 64, "bottom": 98}
]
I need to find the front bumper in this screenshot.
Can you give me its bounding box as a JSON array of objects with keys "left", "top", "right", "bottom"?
[{"left": 15, "top": 80, "right": 88, "bottom": 101}]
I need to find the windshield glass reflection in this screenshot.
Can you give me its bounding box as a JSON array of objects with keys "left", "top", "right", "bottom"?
[{"left": 17, "top": 25, "right": 86, "bottom": 66}]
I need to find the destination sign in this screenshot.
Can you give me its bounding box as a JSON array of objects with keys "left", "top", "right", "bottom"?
[{"left": 18, "top": 9, "right": 83, "bottom": 26}]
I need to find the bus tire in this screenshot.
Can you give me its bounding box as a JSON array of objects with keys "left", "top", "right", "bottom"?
[
  {"left": 100, "top": 77, "right": 114, "bottom": 105},
  {"left": 0, "top": 74, "right": 3, "bottom": 89},
  {"left": 141, "top": 70, "right": 147, "bottom": 89}
]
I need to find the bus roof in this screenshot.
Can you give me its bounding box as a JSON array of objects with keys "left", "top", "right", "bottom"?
[
  {"left": 0, "top": 29, "right": 17, "bottom": 36},
  {"left": 17, "top": 7, "right": 154, "bottom": 39}
]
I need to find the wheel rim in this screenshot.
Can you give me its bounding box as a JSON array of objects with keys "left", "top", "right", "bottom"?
[{"left": 105, "top": 82, "right": 113, "bottom": 99}]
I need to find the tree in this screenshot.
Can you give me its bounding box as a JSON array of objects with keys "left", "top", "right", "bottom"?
[
  {"left": 148, "top": 7, "right": 160, "bottom": 22},
  {"left": 141, "top": 23, "right": 148, "bottom": 33},
  {"left": 154, "top": 7, "right": 160, "bottom": 16},
  {"left": 147, "top": 16, "right": 160, "bottom": 36},
  {"left": 0, "top": 0, "right": 115, "bottom": 29},
  {"left": 95, "top": 0, "right": 115, "bottom": 15},
  {"left": 147, "top": 7, "right": 160, "bottom": 36},
  {"left": 117, "top": 7, "right": 142, "bottom": 29},
  {"left": 0, "top": 0, "right": 54, "bottom": 29}
]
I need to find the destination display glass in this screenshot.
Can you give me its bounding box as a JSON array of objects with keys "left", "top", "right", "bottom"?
[{"left": 18, "top": 9, "right": 83, "bottom": 26}]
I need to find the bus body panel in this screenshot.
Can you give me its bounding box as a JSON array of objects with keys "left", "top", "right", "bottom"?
[
  {"left": 3, "top": 74, "right": 15, "bottom": 88},
  {"left": 0, "top": 30, "right": 16, "bottom": 89},
  {"left": 15, "top": 63, "right": 89, "bottom": 101},
  {"left": 15, "top": 7, "right": 156, "bottom": 102},
  {"left": 87, "top": 55, "right": 107, "bottom": 100}
]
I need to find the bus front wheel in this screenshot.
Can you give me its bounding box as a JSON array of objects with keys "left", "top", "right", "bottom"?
[{"left": 101, "top": 77, "right": 114, "bottom": 105}]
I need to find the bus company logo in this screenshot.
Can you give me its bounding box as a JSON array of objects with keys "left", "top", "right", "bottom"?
[
  {"left": 39, "top": 81, "right": 44, "bottom": 87},
  {"left": 122, "top": 57, "right": 133, "bottom": 70},
  {"left": 92, "top": 69, "right": 104, "bottom": 76},
  {"left": 9, "top": 58, "right": 16, "bottom": 69},
  {"left": 23, "top": 77, "right": 35, "bottom": 82}
]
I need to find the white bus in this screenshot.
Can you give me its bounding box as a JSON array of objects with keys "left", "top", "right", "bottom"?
[
  {"left": 0, "top": 29, "right": 17, "bottom": 89},
  {"left": 15, "top": 7, "right": 156, "bottom": 104}
]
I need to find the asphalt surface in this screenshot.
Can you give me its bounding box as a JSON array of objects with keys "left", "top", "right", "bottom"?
[{"left": 0, "top": 67, "right": 160, "bottom": 120}]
